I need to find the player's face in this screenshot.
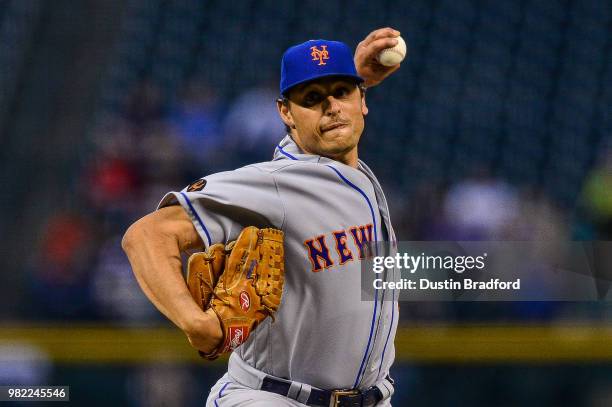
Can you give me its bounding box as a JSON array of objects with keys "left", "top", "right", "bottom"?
[{"left": 278, "top": 77, "right": 368, "bottom": 167}]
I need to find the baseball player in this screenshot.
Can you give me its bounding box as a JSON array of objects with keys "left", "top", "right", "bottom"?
[{"left": 122, "top": 28, "right": 402, "bottom": 406}]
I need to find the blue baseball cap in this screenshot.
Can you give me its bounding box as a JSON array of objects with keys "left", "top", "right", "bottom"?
[{"left": 280, "top": 39, "right": 364, "bottom": 96}]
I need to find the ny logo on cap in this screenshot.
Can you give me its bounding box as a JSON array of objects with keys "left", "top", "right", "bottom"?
[{"left": 310, "top": 45, "right": 329, "bottom": 66}]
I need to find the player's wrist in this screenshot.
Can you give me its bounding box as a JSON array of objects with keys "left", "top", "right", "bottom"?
[
  {"left": 174, "top": 294, "right": 202, "bottom": 328},
  {"left": 204, "top": 308, "right": 223, "bottom": 344},
  {"left": 180, "top": 309, "right": 223, "bottom": 353}
]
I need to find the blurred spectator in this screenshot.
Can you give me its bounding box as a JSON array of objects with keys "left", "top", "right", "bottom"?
[
  {"left": 92, "top": 236, "right": 159, "bottom": 323},
  {"left": 507, "top": 190, "right": 569, "bottom": 319},
  {"left": 508, "top": 188, "right": 568, "bottom": 240},
  {"left": 124, "top": 79, "right": 165, "bottom": 137},
  {"left": 128, "top": 363, "right": 197, "bottom": 407},
  {"left": 0, "top": 344, "right": 50, "bottom": 386},
  {"left": 85, "top": 154, "right": 140, "bottom": 208},
  {"left": 91, "top": 119, "right": 138, "bottom": 159},
  {"left": 582, "top": 147, "right": 612, "bottom": 239},
  {"left": 81, "top": 149, "right": 143, "bottom": 234},
  {"left": 167, "top": 78, "right": 225, "bottom": 168},
  {"left": 222, "top": 85, "right": 286, "bottom": 164},
  {"left": 138, "top": 128, "right": 183, "bottom": 187},
  {"left": 389, "top": 182, "right": 446, "bottom": 240},
  {"left": 442, "top": 169, "right": 519, "bottom": 240},
  {"left": 27, "top": 212, "right": 96, "bottom": 319}
]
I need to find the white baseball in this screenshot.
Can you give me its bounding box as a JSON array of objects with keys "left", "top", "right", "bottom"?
[{"left": 377, "top": 35, "right": 406, "bottom": 66}]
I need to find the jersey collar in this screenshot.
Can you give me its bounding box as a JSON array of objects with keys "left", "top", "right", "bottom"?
[
  {"left": 273, "top": 134, "right": 321, "bottom": 163},
  {"left": 273, "top": 134, "right": 366, "bottom": 169}
]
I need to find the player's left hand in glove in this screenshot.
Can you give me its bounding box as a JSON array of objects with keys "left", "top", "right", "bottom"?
[
  {"left": 185, "top": 227, "right": 284, "bottom": 360},
  {"left": 186, "top": 243, "right": 226, "bottom": 310},
  {"left": 185, "top": 243, "right": 226, "bottom": 357}
]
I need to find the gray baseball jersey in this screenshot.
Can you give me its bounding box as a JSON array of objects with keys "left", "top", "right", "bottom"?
[{"left": 159, "top": 135, "right": 398, "bottom": 392}]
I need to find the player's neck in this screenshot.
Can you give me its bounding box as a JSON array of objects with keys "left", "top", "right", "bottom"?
[
  {"left": 316, "top": 149, "right": 358, "bottom": 168},
  {"left": 290, "top": 134, "right": 359, "bottom": 167},
  {"left": 337, "top": 149, "right": 359, "bottom": 168}
]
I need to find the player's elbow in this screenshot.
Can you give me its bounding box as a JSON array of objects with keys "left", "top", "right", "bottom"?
[
  {"left": 122, "top": 207, "right": 197, "bottom": 258},
  {"left": 121, "top": 223, "right": 139, "bottom": 254},
  {"left": 122, "top": 210, "right": 182, "bottom": 254},
  {"left": 121, "top": 217, "right": 151, "bottom": 255}
]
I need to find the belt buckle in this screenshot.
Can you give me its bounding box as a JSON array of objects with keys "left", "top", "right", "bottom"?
[{"left": 329, "top": 389, "right": 360, "bottom": 407}]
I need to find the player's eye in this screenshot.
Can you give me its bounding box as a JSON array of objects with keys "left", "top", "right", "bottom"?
[
  {"left": 303, "top": 91, "right": 323, "bottom": 106},
  {"left": 333, "top": 86, "right": 351, "bottom": 98}
]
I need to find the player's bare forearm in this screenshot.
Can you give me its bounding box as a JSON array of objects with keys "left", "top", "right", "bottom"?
[
  {"left": 354, "top": 27, "right": 402, "bottom": 88},
  {"left": 121, "top": 206, "right": 222, "bottom": 352}
]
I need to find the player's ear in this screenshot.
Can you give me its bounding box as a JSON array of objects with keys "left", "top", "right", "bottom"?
[
  {"left": 361, "top": 92, "right": 369, "bottom": 116},
  {"left": 276, "top": 98, "right": 296, "bottom": 129}
]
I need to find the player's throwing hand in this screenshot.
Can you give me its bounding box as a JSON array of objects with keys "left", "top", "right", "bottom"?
[{"left": 354, "top": 27, "right": 403, "bottom": 88}]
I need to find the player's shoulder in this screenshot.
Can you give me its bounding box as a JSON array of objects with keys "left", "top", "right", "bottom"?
[
  {"left": 247, "top": 159, "right": 320, "bottom": 175},
  {"left": 198, "top": 161, "right": 298, "bottom": 185},
  {"left": 195, "top": 160, "right": 309, "bottom": 185}
]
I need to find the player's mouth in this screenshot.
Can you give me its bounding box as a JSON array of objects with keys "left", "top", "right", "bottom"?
[{"left": 321, "top": 121, "right": 349, "bottom": 132}]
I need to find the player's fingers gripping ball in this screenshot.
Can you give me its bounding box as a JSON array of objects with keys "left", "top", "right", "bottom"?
[
  {"left": 186, "top": 243, "right": 226, "bottom": 309},
  {"left": 203, "top": 227, "right": 284, "bottom": 360},
  {"left": 377, "top": 35, "right": 407, "bottom": 66}
]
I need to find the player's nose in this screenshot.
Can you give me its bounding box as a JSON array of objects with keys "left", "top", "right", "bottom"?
[{"left": 322, "top": 95, "right": 341, "bottom": 115}]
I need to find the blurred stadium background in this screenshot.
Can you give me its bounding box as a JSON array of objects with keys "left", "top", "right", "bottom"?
[{"left": 0, "top": 0, "right": 611, "bottom": 405}]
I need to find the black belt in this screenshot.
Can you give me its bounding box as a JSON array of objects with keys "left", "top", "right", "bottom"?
[{"left": 261, "top": 376, "right": 383, "bottom": 407}]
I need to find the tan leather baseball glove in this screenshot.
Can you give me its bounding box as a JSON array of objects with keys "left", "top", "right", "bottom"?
[
  {"left": 186, "top": 243, "right": 226, "bottom": 310},
  {"left": 186, "top": 227, "right": 284, "bottom": 360}
]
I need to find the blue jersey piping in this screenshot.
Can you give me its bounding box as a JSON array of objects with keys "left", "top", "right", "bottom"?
[
  {"left": 180, "top": 192, "right": 212, "bottom": 246},
  {"left": 277, "top": 146, "right": 382, "bottom": 388},
  {"left": 378, "top": 281, "right": 395, "bottom": 377},
  {"left": 214, "top": 382, "right": 230, "bottom": 407},
  {"left": 324, "top": 164, "right": 380, "bottom": 389},
  {"left": 277, "top": 144, "right": 298, "bottom": 160}
]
